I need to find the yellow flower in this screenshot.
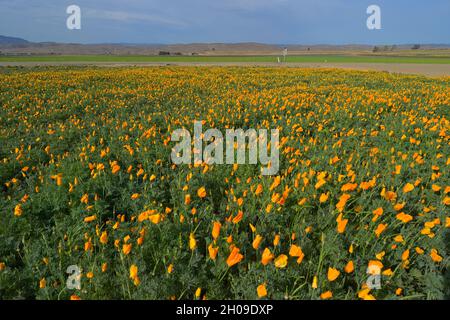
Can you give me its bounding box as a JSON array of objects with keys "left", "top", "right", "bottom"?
[
  {"left": 271, "top": 193, "right": 280, "bottom": 203},
  {"left": 56, "top": 175, "right": 63, "bottom": 186},
  {"left": 312, "top": 275, "right": 318, "bottom": 289},
  {"left": 148, "top": 213, "right": 161, "bottom": 224},
  {"left": 197, "top": 187, "right": 207, "bottom": 198},
  {"left": 403, "top": 183, "right": 414, "bottom": 193},
  {"left": 274, "top": 254, "right": 288, "bottom": 268},
  {"left": 382, "top": 268, "right": 393, "bottom": 276},
  {"left": 358, "top": 288, "right": 375, "bottom": 300},
  {"left": 99, "top": 231, "right": 108, "bottom": 244},
  {"left": 80, "top": 194, "right": 89, "bottom": 204},
  {"left": 431, "top": 184, "right": 441, "bottom": 192},
  {"left": 39, "top": 278, "right": 46, "bottom": 289},
  {"left": 443, "top": 197, "right": 450, "bottom": 205},
  {"left": 319, "top": 193, "right": 329, "bottom": 203},
  {"left": 368, "top": 260, "right": 383, "bottom": 273},
  {"left": 189, "top": 233, "right": 197, "bottom": 250},
  {"left": 415, "top": 247, "right": 424, "bottom": 255},
  {"left": 14, "top": 204, "right": 23, "bottom": 217},
  {"left": 375, "top": 251, "right": 385, "bottom": 260},
  {"left": 315, "top": 179, "right": 326, "bottom": 189},
  {"left": 129, "top": 264, "right": 140, "bottom": 286},
  {"left": 129, "top": 265, "right": 138, "bottom": 277}
]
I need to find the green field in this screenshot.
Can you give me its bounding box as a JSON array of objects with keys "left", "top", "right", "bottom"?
[
  {"left": 1, "top": 54, "right": 450, "bottom": 64},
  {"left": 1, "top": 67, "right": 449, "bottom": 300}
]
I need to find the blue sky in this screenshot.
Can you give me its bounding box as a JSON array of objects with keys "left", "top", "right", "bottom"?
[{"left": 1, "top": 0, "right": 449, "bottom": 44}]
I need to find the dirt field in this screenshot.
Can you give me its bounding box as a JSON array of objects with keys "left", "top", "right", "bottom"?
[{"left": 1, "top": 61, "right": 450, "bottom": 77}]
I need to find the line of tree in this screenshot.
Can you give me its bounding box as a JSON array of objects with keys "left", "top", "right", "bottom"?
[{"left": 372, "top": 44, "right": 420, "bottom": 52}]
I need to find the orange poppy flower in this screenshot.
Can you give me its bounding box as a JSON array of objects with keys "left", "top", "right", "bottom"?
[
  {"left": 212, "top": 221, "right": 221, "bottom": 240},
  {"left": 261, "top": 248, "right": 274, "bottom": 265},
  {"left": 99, "top": 231, "right": 108, "bottom": 244},
  {"left": 430, "top": 249, "right": 442, "bottom": 262},
  {"left": 403, "top": 183, "right": 414, "bottom": 193},
  {"left": 226, "top": 247, "right": 243, "bottom": 267},
  {"left": 197, "top": 187, "right": 207, "bottom": 198},
  {"left": 208, "top": 244, "right": 219, "bottom": 260},
  {"left": 252, "top": 235, "right": 263, "bottom": 249},
  {"left": 396, "top": 212, "right": 413, "bottom": 223},
  {"left": 320, "top": 291, "right": 333, "bottom": 299},
  {"left": 327, "top": 267, "right": 340, "bottom": 281},
  {"left": 122, "top": 243, "right": 132, "bottom": 255},
  {"left": 257, "top": 283, "right": 267, "bottom": 298},
  {"left": 336, "top": 213, "right": 348, "bottom": 234},
  {"left": 255, "top": 184, "right": 263, "bottom": 196},
  {"left": 375, "top": 223, "right": 387, "bottom": 237},
  {"left": 344, "top": 261, "right": 354, "bottom": 273}
]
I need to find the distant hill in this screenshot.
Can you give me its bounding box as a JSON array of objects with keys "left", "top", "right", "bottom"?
[
  {"left": 0, "top": 35, "right": 449, "bottom": 56},
  {"left": 0, "top": 35, "right": 29, "bottom": 45}
]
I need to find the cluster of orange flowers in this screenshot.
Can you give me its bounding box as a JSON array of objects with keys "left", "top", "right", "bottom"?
[{"left": 0, "top": 67, "right": 448, "bottom": 300}]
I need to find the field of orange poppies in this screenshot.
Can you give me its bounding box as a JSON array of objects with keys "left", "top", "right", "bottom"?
[{"left": 0, "top": 67, "right": 449, "bottom": 300}]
